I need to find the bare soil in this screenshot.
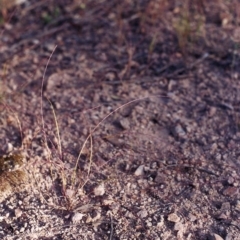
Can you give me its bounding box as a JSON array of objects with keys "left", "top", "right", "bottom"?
[{"left": 1, "top": 1, "right": 240, "bottom": 239}]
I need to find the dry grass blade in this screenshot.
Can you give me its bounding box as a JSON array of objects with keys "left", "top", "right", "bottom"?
[
  {"left": 40, "top": 45, "right": 57, "bottom": 157},
  {"left": 73, "top": 96, "right": 150, "bottom": 170},
  {"left": 47, "top": 98, "right": 62, "bottom": 158}
]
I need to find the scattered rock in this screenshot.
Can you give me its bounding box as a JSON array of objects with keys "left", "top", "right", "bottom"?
[
  {"left": 65, "top": 189, "right": 75, "bottom": 199},
  {"left": 119, "top": 118, "right": 130, "bottom": 129},
  {"left": 216, "top": 213, "right": 228, "bottom": 220},
  {"left": 1, "top": 1, "right": 240, "bottom": 239},
  {"left": 175, "top": 124, "right": 186, "bottom": 138},
  {"left": 168, "top": 213, "right": 180, "bottom": 223},
  {"left": 212, "top": 233, "right": 224, "bottom": 240},
  {"left": 14, "top": 208, "right": 22, "bottom": 218},
  {"left": 137, "top": 209, "right": 148, "bottom": 218},
  {"left": 86, "top": 210, "right": 101, "bottom": 223},
  {"left": 44, "top": 42, "right": 56, "bottom": 52},
  {"left": 235, "top": 200, "right": 240, "bottom": 211},
  {"left": 157, "top": 222, "right": 164, "bottom": 229},
  {"left": 223, "top": 186, "right": 238, "bottom": 196},
  {"left": 188, "top": 213, "right": 197, "bottom": 222},
  {"left": 221, "top": 202, "right": 231, "bottom": 212},
  {"left": 174, "top": 222, "right": 183, "bottom": 231},
  {"left": 7, "top": 143, "right": 14, "bottom": 153},
  {"left": 134, "top": 165, "right": 145, "bottom": 176},
  {"left": 72, "top": 212, "right": 84, "bottom": 223},
  {"left": 94, "top": 183, "right": 105, "bottom": 196},
  {"left": 102, "top": 197, "right": 114, "bottom": 206},
  {"left": 227, "top": 176, "right": 235, "bottom": 185},
  {"left": 225, "top": 233, "right": 233, "bottom": 240}
]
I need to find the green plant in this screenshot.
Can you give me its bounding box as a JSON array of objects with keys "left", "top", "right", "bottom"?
[
  {"left": 41, "top": 7, "right": 60, "bottom": 24},
  {"left": 172, "top": 1, "right": 206, "bottom": 54}
]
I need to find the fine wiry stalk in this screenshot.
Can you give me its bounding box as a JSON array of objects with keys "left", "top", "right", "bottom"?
[
  {"left": 77, "top": 132, "right": 93, "bottom": 190},
  {"left": 108, "top": 211, "right": 114, "bottom": 240},
  {"left": 72, "top": 96, "right": 153, "bottom": 188},
  {"left": 40, "top": 45, "right": 57, "bottom": 158},
  {"left": 47, "top": 98, "right": 62, "bottom": 158},
  {"left": 47, "top": 98, "right": 69, "bottom": 204}
]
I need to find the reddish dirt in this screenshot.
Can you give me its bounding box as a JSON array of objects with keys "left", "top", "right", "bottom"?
[{"left": 0, "top": 1, "right": 240, "bottom": 239}]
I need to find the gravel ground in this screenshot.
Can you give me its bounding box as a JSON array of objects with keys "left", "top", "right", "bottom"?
[{"left": 0, "top": 1, "right": 240, "bottom": 239}]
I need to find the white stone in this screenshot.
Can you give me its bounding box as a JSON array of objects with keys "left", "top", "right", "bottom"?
[
  {"left": 174, "top": 222, "right": 183, "bottom": 231},
  {"left": 213, "top": 233, "right": 224, "bottom": 240},
  {"left": 72, "top": 212, "right": 84, "bottom": 223},
  {"left": 134, "top": 165, "right": 145, "bottom": 176},
  {"left": 94, "top": 183, "right": 105, "bottom": 196},
  {"left": 168, "top": 213, "right": 180, "bottom": 223},
  {"left": 15, "top": 208, "right": 22, "bottom": 218},
  {"left": 137, "top": 209, "right": 148, "bottom": 218}
]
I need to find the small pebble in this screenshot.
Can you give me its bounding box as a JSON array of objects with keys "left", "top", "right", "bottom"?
[
  {"left": 168, "top": 213, "right": 180, "bottom": 223},
  {"left": 14, "top": 208, "right": 22, "bottom": 218},
  {"left": 72, "top": 212, "right": 84, "bottom": 223},
  {"left": 235, "top": 200, "right": 240, "bottom": 211},
  {"left": 174, "top": 222, "right": 183, "bottom": 231},
  {"left": 137, "top": 209, "right": 148, "bottom": 218},
  {"left": 212, "top": 233, "right": 224, "bottom": 240},
  {"left": 134, "top": 165, "right": 145, "bottom": 176},
  {"left": 94, "top": 183, "right": 105, "bottom": 196},
  {"left": 223, "top": 186, "right": 238, "bottom": 196},
  {"left": 119, "top": 119, "right": 130, "bottom": 129}
]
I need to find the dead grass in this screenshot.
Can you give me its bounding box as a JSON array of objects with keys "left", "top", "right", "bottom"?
[{"left": 38, "top": 54, "right": 165, "bottom": 210}]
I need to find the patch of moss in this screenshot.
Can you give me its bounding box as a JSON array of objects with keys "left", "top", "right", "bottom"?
[
  {"left": 0, "top": 153, "right": 27, "bottom": 202},
  {"left": 0, "top": 153, "right": 24, "bottom": 173}
]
